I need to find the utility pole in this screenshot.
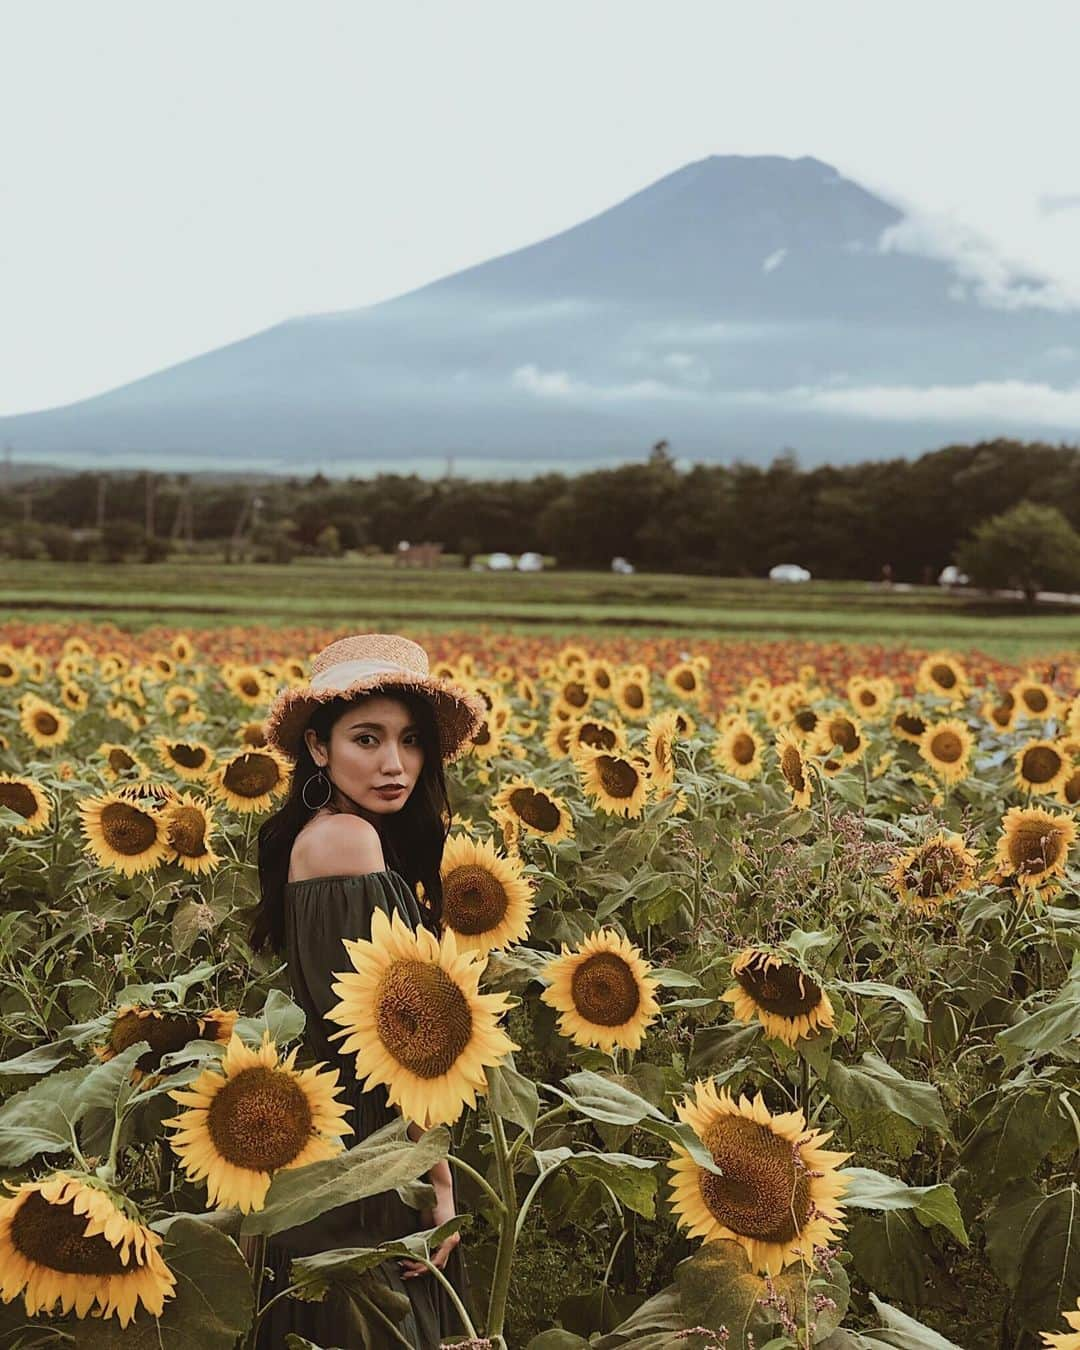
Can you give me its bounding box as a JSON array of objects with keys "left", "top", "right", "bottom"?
[
  {"left": 96, "top": 474, "right": 107, "bottom": 530},
  {"left": 144, "top": 471, "right": 156, "bottom": 538}
]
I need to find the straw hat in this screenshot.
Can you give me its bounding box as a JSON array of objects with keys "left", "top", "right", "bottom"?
[{"left": 263, "top": 634, "right": 487, "bottom": 763}]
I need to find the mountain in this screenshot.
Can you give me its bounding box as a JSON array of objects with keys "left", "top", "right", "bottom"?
[{"left": 3, "top": 154, "right": 1078, "bottom": 475}]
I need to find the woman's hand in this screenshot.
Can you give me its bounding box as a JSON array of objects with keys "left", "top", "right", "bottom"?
[{"left": 399, "top": 1182, "right": 461, "bottom": 1280}]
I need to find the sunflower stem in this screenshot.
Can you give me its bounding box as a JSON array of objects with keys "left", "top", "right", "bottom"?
[
  {"left": 246, "top": 1232, "right": 269, "bottom": 1349},
  {"left": 485, "top": 1106, "right": 519, "bottom": 1344},
  {"left": 445, "top": 1153, "right": 506, "bottom": 1215},
  {"left": 799, "top": 1054, "right": 811, "bottom": 1118}
]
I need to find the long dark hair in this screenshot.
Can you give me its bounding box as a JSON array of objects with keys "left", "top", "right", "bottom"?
[{"left": 250, "top": 689, "right": 451, "bottom": 956}]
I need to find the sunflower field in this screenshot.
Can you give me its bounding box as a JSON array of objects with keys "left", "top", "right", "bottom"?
[{"left": 0, "top": 624, "right": 1079, "bottom": 1350}]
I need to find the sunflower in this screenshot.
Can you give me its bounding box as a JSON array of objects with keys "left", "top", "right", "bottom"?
[
  {"left": 575, "top": 747, "right": 650, "bottom": 818},
  {"left": 613, "top": 674, "right": 652, "bottom": 722},
  {"left": 164, "top": 1030, "right": 353, "bottom": 1213},
  {"left": 107, "top": 700, "right": 145, "bottom": 732},
  {"left": 540, "top": 928, "right": 660, "bottom": 1052},
  {"left": 0, "top": 648, "right": 21, "bottom": 685},
  {"left": 0, "top": 775, "right": 51, "bottom": 836},
  {"left": 1014, "top": 740, "right": 1071, "bottom": 797},
  {"left": 97, "top": 742, "right": 150, "bottom": 783},
  {"left": 569, "top": 716, "right": 627, "bottom": 758},
  {"left": 116, "top": 779, "right": 181, "bottom": 811},
  {"left": 1040, "top": 1299, "right": 1080, "bottom": 1349},
  {"left": 161, "top": 793, "right": 224, "bottom": 875},
  {"left": 1012, "top": 679, "right": 1062, "bottom": 723},
  {"left": 20, "top": 698, "right": 71, "bottom": 748},
  {"left": 1058, "top": 761, "right": 1080, "bottom": 808},
  {"left": 60, "top": 680, "right": 90, "bottom": 713},
  {"left": 153, "top": 736, "right": 215, "bottom": 782},
  {"left": 238, "top": 720, "right": 269, "bottom": 748},
  {"left": 466, "top": 710, "right": 506, "bottom": 762},
  {"left": 814, "top": 712, "right": 866, "bottom": 766},
  {"left": 440, "top": 833, "right": 534, "bottom": 955},
  {"left": 671, "top": 706, "right": 698, "bottom": 738},
  {"left": 668, "top": 1083, "right": 850, "bottom": 1276},
  {"left": 162, "top": 684, "right": 203, "bottom": 720},
  {"left": 888, "top": 832, "right": 977, "bottom": 914},
  {"left": 491, "top": 776, "right": 574, "bottom": 845},
  {"left": 891, "top": 706, "right": 928, "bottom": 744},
  {"left": 494, "top": 662, "right": 516, "bottom": 685},
  {"left": 98, "top": 652, "right": 129, "bottom": 681},
  {"left": 993, "top": 806, "right": 1077, "bottom": 893},
  {"left": 120, "top": 671, "right": 147, "bottom": 707},
  {"left": 516, "top": 674, "right": 540, "bottom": 706},
  {"left": 558, "top": 643, "right": 590, "bottom": 670},
  {"left": 915, "top": 652, "right": 969, "bottom": 702},
  {"left": 325, "top": 908, "right": 516, "bottom": 1128},
  {"left": 721, "top": 949, "right": 835, "bottom": 1047},
  {"left": 644, "top": 708, "right": 680, "bottom": 790},
  {"left": 78, "top": 792, "right": 171, "bottom": 876},
  {"left": 94, "top": 1003, "right": 239, "bottom": 1081},
  {"left": 982, "top": 691, "right": 1018, "bottom": 733},
  {"left": 847, "top": 676, "right": 892, "bottom": 722},
  {"left": 918, "top": 719, "right": 974, "bottom": 785},
  {"left": 210, "top": 747, "right": 292, "bottom": 813},
  {"left": 586, "top": 659, "right": 615, "bottom": 698},
  {"left": 775, "top": 728, "right": 813, "bottom": 809},
  {"left": 665, "top": 661, "right": 704, "bottom": 704},
  {"left": 557, "top": 675, "right": 592, "bottom": 712},
  {"left": 870, "top": 750, "right": 895, "bottom": 780},
  {"left": 789, "top": 706, "right": 820, "bottom": 742},
  {"left": 0, "top": 1172, "right": 176, "bottom": 1326},
  {"left": 170, "top": 633, "right": 196, "bottom": 662},
  {"left": 714, "top": 718, "right": 764, "bottom": 781}
]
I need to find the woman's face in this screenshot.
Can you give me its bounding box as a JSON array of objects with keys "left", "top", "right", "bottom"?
[{"left": 304, "top": 694, "right": 425, "bottom": 817}]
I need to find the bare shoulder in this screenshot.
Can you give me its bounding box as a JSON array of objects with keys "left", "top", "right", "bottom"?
[{"left": 290, "top": 813, "right": 386, "bottom": 881}]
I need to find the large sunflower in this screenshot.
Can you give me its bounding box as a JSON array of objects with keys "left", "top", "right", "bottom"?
[
  {"left": 644, "top": 709, "right": 680, "bottom": 790},
  {"left": 888, "top": 832, "right": 977, "bottom": 915},
  {"left": 153, "top": 736, "right": 216, "bottom": 782},
  {"left": 491, "top": 776, "right": 575, "bottom": 845},
  {"left": 1012, "top": 679, "right": 1062, "bottom": 723},
  {"left": 1014, "top": 740, "right": 1071, "bottom": 797},
  {"left": 94, "top": 1003, "right": 238, "bottom": 1082},
  {"left": 326, "top": 908, "right": 517, "bottom": 1128},
  {"left": 891, "top": 706, "right": 928, "bottom": 745},
  {"left": 721, "top": 949, "right": 835, "bottom": 1047},
  {"left": 665, "top": 661, "right": 704, "bottom": 704},
  {"left": 226, "top": 665, "right": 270, "bottom": 705},
  {"left": 775, "top": 728, "right": 813, "bottom": 809},
  {"left": 161, "top": 793, "right": 224, "bottom": 875},
  {"left": 918, "top": 719, "right": 974, "bottom": 785},
  {"left": 540, "top": 928, "right": 660, "bottom": 1052},
  {"left": 20, "top": 698, "right": 71, "bottom": 748},
  {"left": 440, "top": 833, "right": 534, "bottom": 955},
  {"left": 0, "top": 1172, "right": 176, "bottom": 1327},
  {"left": 78, "top": 792, "right": 171, "bottom": 876},
  {"left": 1041, "top": 1299, "right": 1080, "bottom": 1349},
  {"left": 569, "top": 716, "right": 627, "bottom": 757},
  {"left": 96, "top": 741, "right": 150, "bottom": 784},
  {"left": 0, "top": 774, "right": 51, "bottom": 836},
  {"left": 847, "top": 676, "right": 892, "bottom": 722},
  {"left": 210, "top": 747, "right": 292, "bottom": 813},
  {"left": 715, "top": 718, "right": 764, "bottom": 781},
  {"left": 983, "top": 691, "right": 1018, "bottom": 733},
  {"left": 915, "top": 652, "right": 969, "bottom": 703},
  {"left": 993, "top": 806, "right": 1077, "bottom": 893},
  {"left": 612, "top": 674, "right": 652, "bottom": 722},
  {"left": 575, "top": 748, "right": 650, "bottom": 818},
  {"left": 164, "top": 1030, "right": 353, "bottom": 1213},
  {"left": 668, "top": 1083, "right": 850, "bottom": 1276},
  {"left": 813, "top": 712, "right": 866, "bottom": 766}
]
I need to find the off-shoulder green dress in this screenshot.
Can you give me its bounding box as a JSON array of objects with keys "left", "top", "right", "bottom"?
[{"left": 256, "top": 870, "right": 472, "bottom": 1350}]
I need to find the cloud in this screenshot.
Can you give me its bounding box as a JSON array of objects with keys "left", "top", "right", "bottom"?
[
  {"left": 488, "top": 298, "right": 601, "bottom": 326},
  {"left": 1038, "top": 192, "right": 1080, "bottom": 216},
  {"left": 761, "top": 247, "right": 787, "bottom": 273},
  {"left": 877, "top": 213, "right": 1080, "bottom": 312},
  {"left": 511, "top": 363, "right": 691, "bottom": 401},
  {"left": 661, "top": 351, "right": 711, "bottom": 384},
  {"left": 769, "top": 378, "right": 1080, "bottom": 426}
]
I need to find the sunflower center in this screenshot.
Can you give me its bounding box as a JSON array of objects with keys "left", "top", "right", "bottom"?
[
  {"left": 827, "top": 719, "right": 859, "bottom": 754},
  {"left": 100, "top": 801, "right": 159, "bottom": 856},
  {"left": 34, "top": 711, "right": 59, "bottom": 735},
  {"left": 170, "top": 744, "right": 208, "bottom": 769},
  {"left": 781, "top": 744, "right": 806, "bottom": 793},
  {"left": 508, "top": 787, "right": 561, "bottom": 833},
  {"left": 0, "top": 782, "right": 36, "bottom": 819},
  {"left": 731, "top": 733, "right": 756, "bottom": 766},
  {"left": 896, "top": 712, "right": 925, "bottom": 737},
  {"left": 905, "top": 843, "right": 967, "bottom": 899},
  {"left": 596, "top": 756, "right": 640, "bottom": 799},
  {"left": 11, "top": 1191, "right": 130, "bottom": 1277},
  {"left": 991, "top": 704, "right": 1014, "bottom": 727},
  {"left": 167, "top": 806, "right": 208, "bottom": 857},
  {"left": 737, "top": 958, "right": 822, "bottom": 1017},
  {"left": 858, "top": 690, "right": 877, "bottom": 707},
  {"left": 930, "top": 663, "right": 957, "bottom": 689},
  {"left": 111, "top": 1009, "right": 204, "bottom": 1070},
  {"left": 793, "top": 709, "right": 818, "bottom": 733},
  {"left": 108, "top": 748, "right": 136, "bottom": 772},
  {"left": 206, "top": 1066, "right": 314, "bottom": 1170},
  {"left": 676, "top": 670, "right": 697, "bottom": 691},
  {"left": 1064, "top": 771, "right": 1080, "bottom": 806},
  {"left": 1021, "top": 746, "right": 1063, "bottom": 784},
  {"left": 580, "top": 723, "right": 617, "bottom": 750},
  {"left": 698, "top": 1116, "right": 812, "bottom": 1245},
  {"left": 240, "top": 678, "right": 260, "bottom": 696},
  {"left": 243, "top": 725, "right": 267, "bottom": 746},
  {"left": 1006, "top": 818, "right": 1068, "bottom": 874},
  {"left": 223, "top": 754, "right": 280, "bottom": 797},
  {"left": 623, "top": 683, "right": 645, "bottom": 709},
  {"left": 375, "top": 960, "right": 474, "bottom": 1078},
  {"left": 564, "top": 682, "right": 589, "bottom": 708},
  {"left": 474, "top": 721, "right": 492, "bottom": 747},
  {"left": 1023, "top": 688, "right": 1049, "bottom": 712},
  {"left": 569, "top": 951, "right": 641, "bottom": 1027},
  {"left": 443, "top": 865, "right": 509, "bottom": 935},
  {"left": 929, "top": 730, "right": 964, "bottom": 763}
]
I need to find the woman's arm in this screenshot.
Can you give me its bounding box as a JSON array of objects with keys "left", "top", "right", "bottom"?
[{"left": 398, "top": 1119, "right": 461, "bottom": 1280}]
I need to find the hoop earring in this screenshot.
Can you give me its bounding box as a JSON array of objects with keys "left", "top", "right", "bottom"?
[{"left": 302, "top": 768, "right": 333, "bottom": 810}]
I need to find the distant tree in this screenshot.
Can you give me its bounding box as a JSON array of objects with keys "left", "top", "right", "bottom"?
[
  {"left": 315, "top": 523, "right": 343, "bottom": 557},
  {"left": 101, "top": 520, "right": 144, "bottom": 563},
  {"left": 956, "top": 500, "right": 1080, "bottom": 603}
]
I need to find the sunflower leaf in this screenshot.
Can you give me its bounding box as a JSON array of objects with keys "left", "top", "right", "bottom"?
[
  {"left": 834, "top": 980, "right": 929, "bottom": 1045},
  {"left": 826, "top": 1053, "right": 950, "bottom": 1140},
  {"left": 486, "top": 1061, "right": 540, "bottom": 1136},
  {"left": 985, "top": 1180, "right": 1080, "bottom": 1333},
  {"left": 842, "top": 1166, "right": 968, "bottom": 1244},
  {"left": 996, "top": 982, "right": 1080, "bottom": 1066},
  {"left": 0, "top": 1036, "right": 77, "bottom": 1076}
]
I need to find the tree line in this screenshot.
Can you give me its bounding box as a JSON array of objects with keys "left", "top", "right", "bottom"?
[{"left": 2, "top": 437, "right": 1079, "bottom": 584}]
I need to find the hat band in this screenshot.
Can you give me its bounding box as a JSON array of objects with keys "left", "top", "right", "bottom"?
[{"left": 309, "top": 657, "right": 424, "bottom": 692}]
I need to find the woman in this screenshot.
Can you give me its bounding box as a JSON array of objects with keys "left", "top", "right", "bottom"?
[{"left": 249, "top": 632, "right": 487, "bottom": 1349}]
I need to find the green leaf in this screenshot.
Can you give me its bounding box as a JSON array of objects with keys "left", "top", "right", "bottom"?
[
  {"left": 0, "top": 1062, "right": 96, "bottom": 1165},
  {"left": 996, "top": 984, "right": 1080, "bottom": 1065},
  {"left": 827, "top": 1053, "right": 949, "bottom": 1139},
  {"left": 648, "top": 968, "right": 702, "bottom": 989},
  {"left": 287, "top": 1217, "right": 468, "bottom": 1298},
  {"left": 232, "top": 987, "right": 306, "bottom": 1047},
  {"left": 565, "top": 1152, "right": 659, "bottom": 1219},
  {"left": 486, "top": 1061, "right": 540, "bottom": 1136},
  {"left": 688, "top": 1022, "right": 761, "bottom": 1073},
  {"left": 960, "top": 1083, "right": 1070, "bottom": 1187},
  {"left": 71, "top": 1216, "right": 253, "bottom": 1348},
  {"left": 834, "top": 980, "right": 929, "bottom": 1044},
  {"left": 525, "top": 1332, "right": 592, "bottom": 1350},
  {"left": 842, "top": 1167, "right": 968, "bottom": 1244},
  {"left": 0, "top": 1037, "right": 77, "bottom": 1076},
  {"left": 240, "top": 1120, "right": 450, "bottom": 1236},
  {"left": 985, "top": 1181, "right": 1080, "bottom": 1333},
  {"left": 848, "top": 1212, "right": 944, "bottom": 1310}
]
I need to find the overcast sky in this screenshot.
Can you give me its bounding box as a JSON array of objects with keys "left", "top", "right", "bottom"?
[{"left": 2, "top": 0, "right": 1079, "bottom": 417}]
